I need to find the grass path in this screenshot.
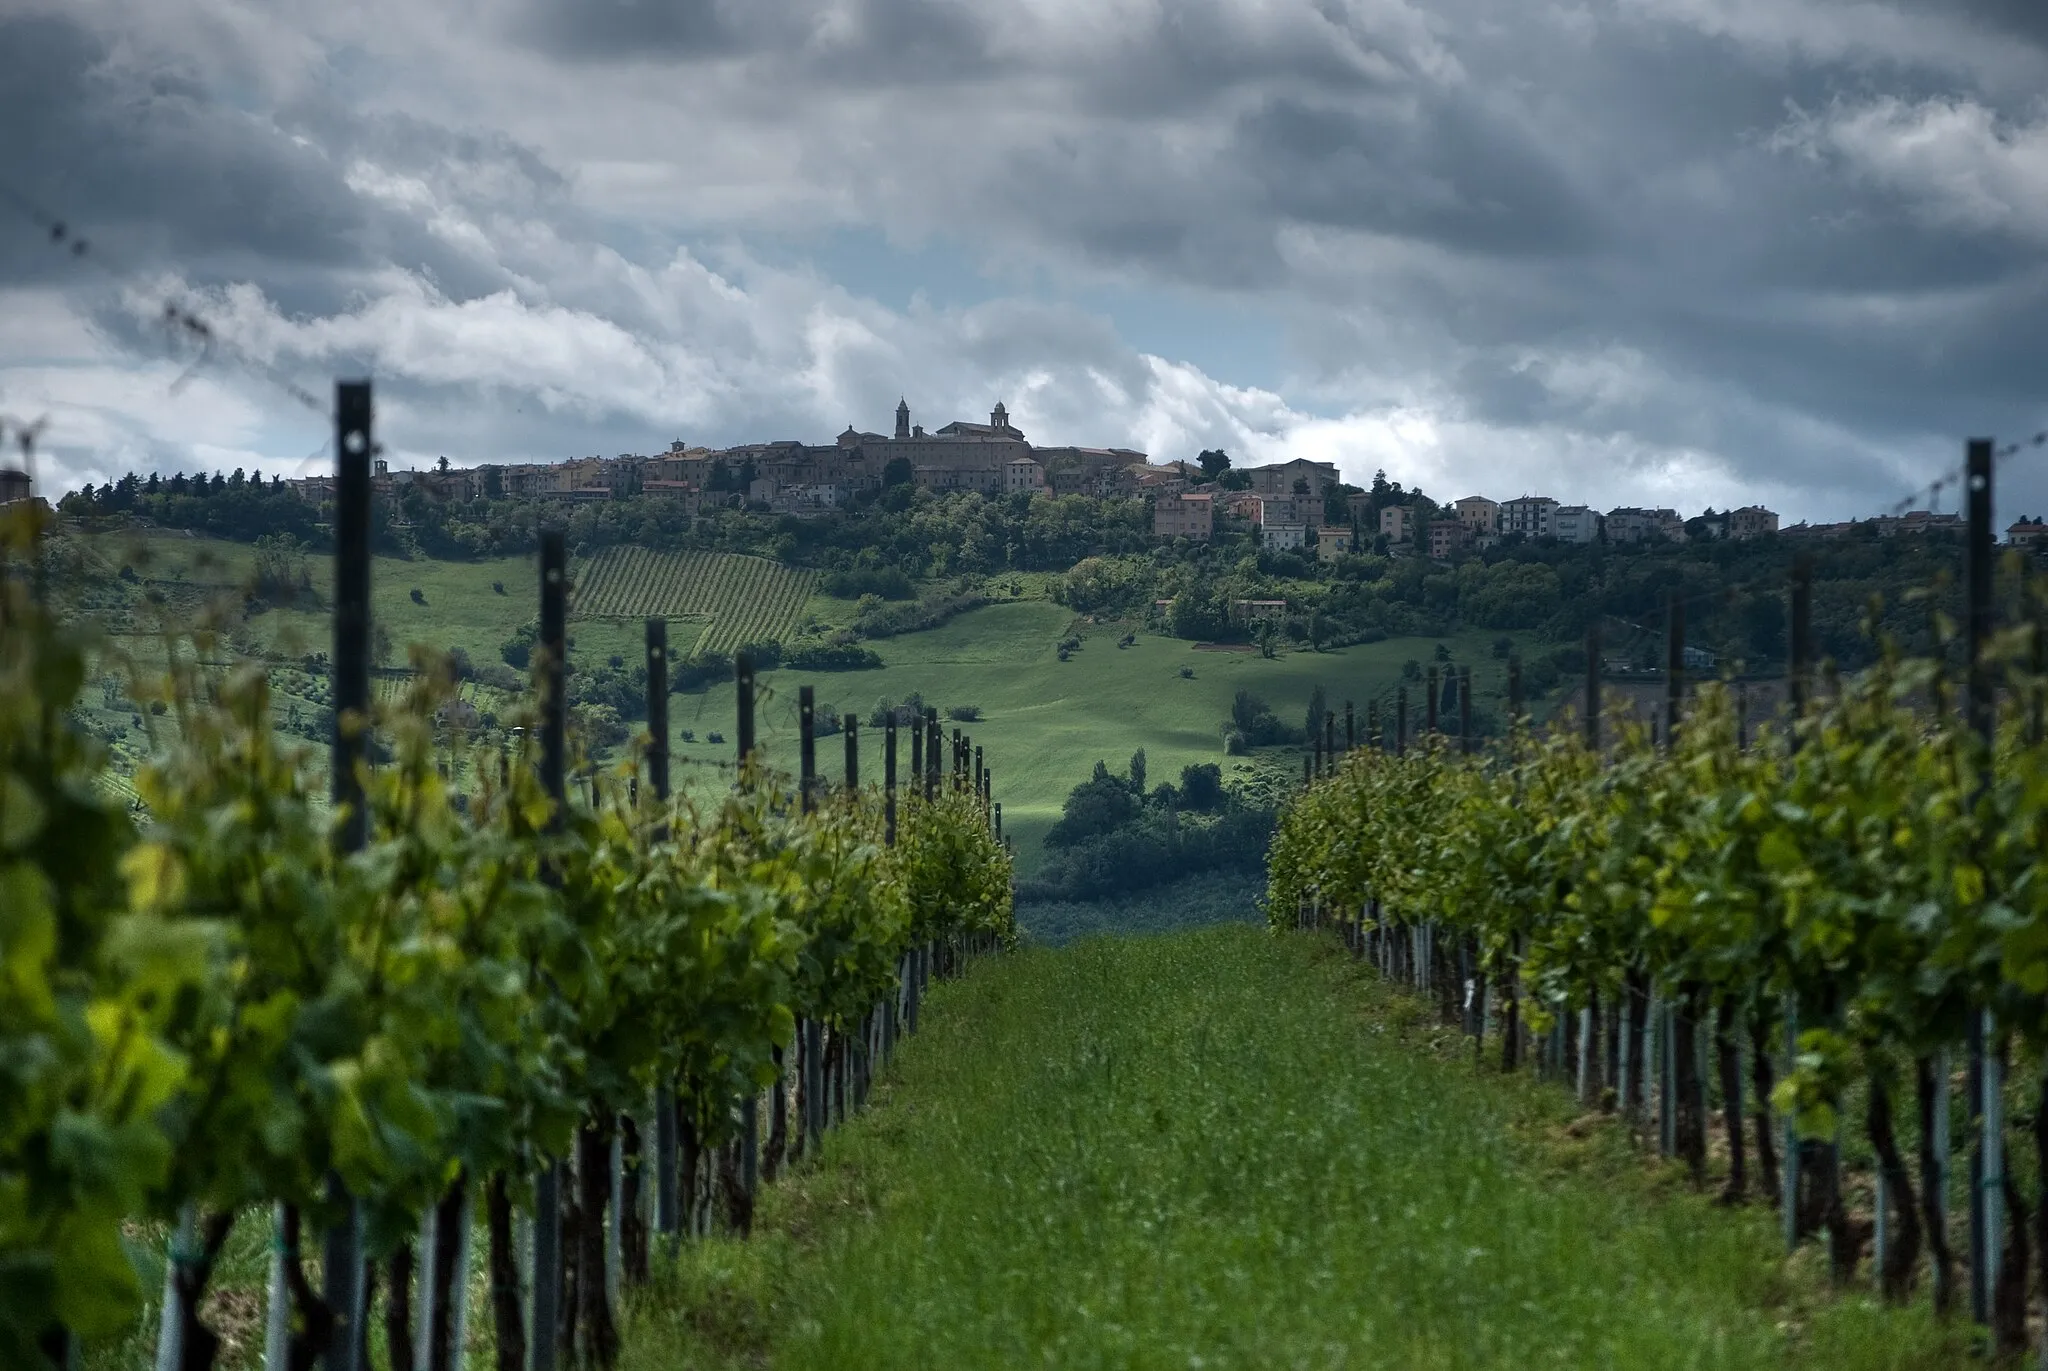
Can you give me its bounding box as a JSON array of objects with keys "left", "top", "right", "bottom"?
[{"left": 622, "top": 927, "right": 1963, "bottom": 1370}]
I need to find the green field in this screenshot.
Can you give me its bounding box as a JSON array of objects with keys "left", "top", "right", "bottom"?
[
  {"left": 667, "top": 601, "right": 1524, "bottom": 873},
  {"left": 73, "top": 533, "right": 1526, "bottom": 871},
  {"left": 622, "top": 926, "right": 1961, "bottom": 1369},
  {"left": 88, "top": 532, "right": 815, "bottom": 670}
]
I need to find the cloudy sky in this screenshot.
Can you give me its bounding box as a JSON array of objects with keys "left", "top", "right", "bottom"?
[{"left": 2, "top": 0, "right": 2045, "bottom": 522}]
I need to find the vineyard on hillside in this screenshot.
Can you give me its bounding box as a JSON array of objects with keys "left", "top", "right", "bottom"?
[{"left": 574, "top": 548, "right": 815, "bottom": 655}]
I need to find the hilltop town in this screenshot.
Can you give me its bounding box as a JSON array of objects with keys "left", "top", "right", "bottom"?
[
  {"left": 265, "top": 400, "right": 1155, "bottom": 518},
  {"left": 21, "top": 397, "right": 2031, "bottom": 556}
]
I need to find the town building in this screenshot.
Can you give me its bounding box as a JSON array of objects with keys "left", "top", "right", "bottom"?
[
  {"left": 1454, "top": 496, "right": 1500, "bottom": 540},
  {"left": 1500, "top": 496, "right": 1560, "bottom": 540},
  {"left": 1552, "top": 505, "right": 1602, "bottom": 545},
  {"left": 1243, "top": 458, "right": 1340, "bottom": 499},
  {"left": 2010, "top": 521, "right": 2048, "bottom": 548},
  {"left": 1229, "top": 599, "right": 1289, "bottom": 625},
  {"left": 1153, "top": 491, "right": 1214, "bottom": 542},
  {"left": 1727, "top": 506, "right": 1780, "bottom": 540},
  {"left": 1379, "top": 505, "right": 1413, "bottom": 544},
  {"left": 1316, "top": 526, "right": 1355, "bottom": 563},
  {"left": 0, "top": 469, "right": 29, "bottom": 505},
  {"left": 1005, "top": 456, "right": 1046, "bottom": 495},
  {"left": 1249, "top": 494, "right": 1322, "bottom": 530},
  {"left": 1263, "top": 523, "right": 1308, "bottom": 552},
  {"left": 640, "top": 480, "right": 705, "bottom": 515},
  {"left": 1428, "top": 517, "right": 1472, "bottom": 560},
  {"left": 1605, "top": 507, "right": 1684, "bottom": 543},
  {"left": 1872, "top": 510, "right": 1963, "bottom": 538}
]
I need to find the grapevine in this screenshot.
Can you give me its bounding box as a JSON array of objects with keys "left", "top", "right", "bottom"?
[
  {"left": 1269, "top": 630, "right": 2048, "bottom": 1326},
  {"left": 0, "top": 496, "right": 1013, "bottom": 1369}
]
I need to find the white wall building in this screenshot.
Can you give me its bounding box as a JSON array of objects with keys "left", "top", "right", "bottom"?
[
  {"left": 1500, "top": 496, "right": 1560, "bottom": 540},
  {"left": 1263, "top": 523, "right": 1308, "bottom": 552},
  {"left": 1551, "top": 505, "right": 1602, "bottom": 544}
]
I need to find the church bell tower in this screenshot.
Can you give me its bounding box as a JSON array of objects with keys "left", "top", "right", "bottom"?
[{"left": 895, "top": 397, "right": 911, "bottom": 440}]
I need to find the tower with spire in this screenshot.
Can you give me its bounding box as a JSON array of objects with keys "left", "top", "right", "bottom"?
[
  {"left": 895, "top": 397, "right": 911, "bottom": 440},
  {"left": 991, "top": 401, "right": 1009, "bottom": 433}
]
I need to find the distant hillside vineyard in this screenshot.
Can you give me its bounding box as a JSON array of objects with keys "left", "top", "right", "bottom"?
[{"left": 573, "top": 548, "right": 815, "bottom": 655}]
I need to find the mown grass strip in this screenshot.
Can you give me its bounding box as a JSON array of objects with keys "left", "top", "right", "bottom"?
[{"left": 621, "top": 925, "right": 1966, "bottom": 1370}]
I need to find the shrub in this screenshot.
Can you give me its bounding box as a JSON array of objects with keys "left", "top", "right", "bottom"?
[
  {"left": 501, "top": 621, "right": 539, "bottom": 669},
  {"left": 1226, "top": 689, "right": 1296, "bottom": 748},
  {"left": 822, "top": 565, "right": 916, "bottom": 600},
  {"left": 474, "top": 663, "right": 523, "bottom": 693},
  {"left": 410, "top": 587, "right": 425, "bottom": 605},
  {"left": 493, "top": 580, "right": 506, "bottom": 595},
  {"left": 1179, "top": 665, "right": 1195, "bottom": 679},
  {"left": 707, "top": 731, "right": 725, "bottom": 745},
  {"left": 852, "top": 589, "right": 988, "bottom": 640},
  {"left": 671, "top": 652, "right": 735, "bottom": 692},
  {"left": 572, "top": 702, "right": 629, "bottom": 749},
  {"left": 782, "top": 642, "right": 884, "bottom": 671},
  {"left": 679, "top": 729, "right": 696, "bottom": 743},
  {"left": 869, "top": 693, "right": 927, "bottom": 727},
  {"left": 946, "top": 704, "right": 983, "bottom": 722}
]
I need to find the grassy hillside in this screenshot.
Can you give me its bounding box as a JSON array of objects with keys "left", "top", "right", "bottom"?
[
  {"left": 668, "top": 600, "right": 1526, "bottom": 873},
  {"left": 623, "top": 926, "right": 1960, "bottom": 1369},
  {"left": 71, "top": 531, "right": 1530, "bottom": 871}
]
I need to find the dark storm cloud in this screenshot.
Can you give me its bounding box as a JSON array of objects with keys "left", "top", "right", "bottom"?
[
  {"left": 512, "top": 0, "right": 756, "bottom": 62},
  {"left": 0, "top": 14, "right": 368, "bottom": 278},
  {"left": 0, "top": 10, "right": 579, "bottom": 310},
  {"left": 9, "top": 0, "right": 2048, "bottom": 514},
  {"left": 1940, "top": 0, "right": 2048, "bottom": 51},
  {"left": 1231, "top": 94, "right": 1606, "bottom": 257},
  {"left": 513, "top": 0, "right": 998, "bottom": 77}
]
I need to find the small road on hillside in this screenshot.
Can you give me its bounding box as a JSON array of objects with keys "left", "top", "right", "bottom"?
[{"left": 623, "top": 926, "right": 1962, "bottom": 1370}]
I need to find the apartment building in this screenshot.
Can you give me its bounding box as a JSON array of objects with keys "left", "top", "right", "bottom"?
[
  {"left": 1500, "top": 496, "right": 1560, "bottom": 540},
  {"left": 1551, "top": 505, "right": 1602, "bottom": 544},
  {"left": 1428, "top": 517, "right": 1472, "bottom": 560},
  {"left": 1263, "top": 523, "right": 1308, "bottom": 552}
]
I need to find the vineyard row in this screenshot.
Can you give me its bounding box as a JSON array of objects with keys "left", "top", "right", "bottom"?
[
  {"left": 2, "top": 386, "right": 1011, "bottom": 1371},
  {"left": 1274, "top": 549, "right": 2048, "bottom": 1361}
]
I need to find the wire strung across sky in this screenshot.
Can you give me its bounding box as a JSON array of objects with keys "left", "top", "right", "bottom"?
[{"left": 0, "top": 179, "right": 344, "bottom": 487}]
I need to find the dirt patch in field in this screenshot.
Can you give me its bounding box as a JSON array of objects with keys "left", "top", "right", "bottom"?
[{"left": 1193, "top": 641, "right": 1258, "bottom": 652}]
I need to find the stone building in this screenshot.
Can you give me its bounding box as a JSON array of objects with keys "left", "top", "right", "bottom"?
[{"left": 1153, "top": 490, "right": 1214, "bottom": 541}]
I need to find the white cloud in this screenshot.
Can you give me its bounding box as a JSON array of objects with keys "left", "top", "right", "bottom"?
[
  {"left": 7, "top": 0, "right": 2048, "bottom": 520},
  {"left": 1772, "top": 97, "right": 2048, "bottom": 244}
]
